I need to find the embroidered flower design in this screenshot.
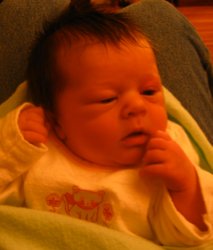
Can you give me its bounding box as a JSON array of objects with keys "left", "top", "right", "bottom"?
[
  {"left": 102, "top": 203, "right": 114, "bottom": 222},
  {"left": 46, "top": 193, "right": 62, "bottom": 212}
]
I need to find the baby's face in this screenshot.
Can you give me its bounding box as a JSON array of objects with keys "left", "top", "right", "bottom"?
[{"left": 54, "top": 38, "right": 167, "bottom": 167}]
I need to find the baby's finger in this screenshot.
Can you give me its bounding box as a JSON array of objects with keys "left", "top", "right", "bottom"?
[
  {"left": 142, "top": 149, "right": 167, "bottom": 166},
  {"left": 21, "top": 107, "right": 46, "bottom": 122},
  {"left": 140, "top": 163, "right": 165, "bottom": 177},
  {"left": 19, "top": 107, "right": 49, "bottom": 132},
  {"left": 21, "top": 120, "right": 49, "bottom": 137},
  {"left": 21, "top": 131, "right": 48, "bottom": 144},
  {"left": 146, "top": 138, "right": 168, "bottom": 151},
  {"left": 152, "top": 130, "right": 171, "bottom": 140},
  {"left": 146, "top": 131, "right": 172, "bottom": 151}
]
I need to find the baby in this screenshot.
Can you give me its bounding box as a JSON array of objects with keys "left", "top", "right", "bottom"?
[{"left": 0, "top": 0, "right": 212, "bottom": 247}]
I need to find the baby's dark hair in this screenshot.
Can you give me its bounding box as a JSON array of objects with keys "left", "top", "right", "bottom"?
[{"left": 27, "top": 0, "right": 143, "bottom": 112}]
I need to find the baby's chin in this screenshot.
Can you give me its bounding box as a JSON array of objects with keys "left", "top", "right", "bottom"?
[
  {"left": 78, "top": 152, "right": 144, "bottom": 169},
  {"left": 108, "top": 151, "right": 145, "bottom": 168},
  {"left": 115, "top": 157, "right": 143, "bottom": 168},
  {"left": 68, "top": 145, "right": 145, "bottom": 169}
]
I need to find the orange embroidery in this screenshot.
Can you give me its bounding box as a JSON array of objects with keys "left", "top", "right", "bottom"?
[
  {"left": 46, "top": 193, "right": 62, "bottom": 212},
  {"left": 46, "top": 186, "right": 114, "bottom": 225}
]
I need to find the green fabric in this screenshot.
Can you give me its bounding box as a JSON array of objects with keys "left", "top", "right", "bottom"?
[
  {"left": 0, "top": 205, "right": 164, "bottom": 250},
  {"left": 0, "top": 205, "right": 213, "bottom": 250},
  {"left": 0, "top": 83, "right": 212, "bottom": 249},
  {"left": 164, "top": 88, "right": 213, "bottom": 173}
]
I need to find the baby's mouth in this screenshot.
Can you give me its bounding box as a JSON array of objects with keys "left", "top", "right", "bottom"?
[
  {"left": 122, "top": 130, "right": 149, "bottom": 147},
  {"left": 128, "top": 131, "right": 143, "bottom": 137}
]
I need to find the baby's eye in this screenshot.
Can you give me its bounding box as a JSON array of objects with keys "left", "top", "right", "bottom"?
[
  {"left": 99, "top": 97, "right": 116, "bottom": 104},
  {"left": 142, "top": 89, "right": 156, "bottom": 96}
]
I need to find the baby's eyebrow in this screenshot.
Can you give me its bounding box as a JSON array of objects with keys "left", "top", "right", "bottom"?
[{"left": 139, "top": 75, "right": 162, "bottom": 84}]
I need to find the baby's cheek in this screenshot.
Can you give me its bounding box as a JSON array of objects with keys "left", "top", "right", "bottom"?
[{"left": 155, "top": 109, "right": 168, "bottom": 132}]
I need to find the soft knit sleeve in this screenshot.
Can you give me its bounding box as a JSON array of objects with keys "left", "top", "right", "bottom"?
[
  {"left": 149, "top": 178, "right": 213, "bottom": 246},
  {"left": 148, "top": 122, "right": 213, "bottom": 246},
  {"left": 0, "top": 103, "right": 47, "bottom": 190}
]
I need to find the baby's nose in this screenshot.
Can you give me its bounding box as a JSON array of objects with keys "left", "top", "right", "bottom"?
[{"left": 121, "top": 93, "right": 146, "bottom": 119}]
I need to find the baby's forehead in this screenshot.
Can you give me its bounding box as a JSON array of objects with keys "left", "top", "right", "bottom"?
[
  {"left": 54, "top": 35, "right": 155, "bottom": 78},
  {"left": 54, "top": 35, "right": 158, "bottom": 87},
  {"left": 56, "top": 35, "right": 151, "bottom": 58},
  {"left": 54, "top": 38, "right": 153, "bottom": 79}
]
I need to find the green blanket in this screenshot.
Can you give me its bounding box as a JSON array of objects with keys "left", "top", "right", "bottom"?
[{"left": 0, "top": 82, "right": 212, "bottom": 250}]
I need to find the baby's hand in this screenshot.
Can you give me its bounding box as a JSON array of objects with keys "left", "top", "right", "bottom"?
[
  {"left": 18, "top": 106, "right": 49, "bottom": 145},
  {"left": 141, "top": 131, "right": 208, "bottom": 230},
  {"left": 140, "top": 130, "right": 196, "bottom": 193}
]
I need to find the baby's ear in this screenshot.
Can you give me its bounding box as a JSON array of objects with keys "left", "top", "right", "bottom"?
[{"left": 45, "top": 111, "right": 66, "bottom": 141}]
